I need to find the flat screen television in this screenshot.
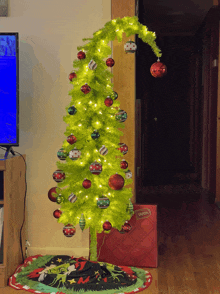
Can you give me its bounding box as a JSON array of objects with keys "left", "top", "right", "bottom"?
[{"left": 0, "top": 33, "right": 19, "bottom": 157}]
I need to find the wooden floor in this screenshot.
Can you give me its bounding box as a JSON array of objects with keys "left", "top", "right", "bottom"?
[{"left": 3, "top": 182, "right": 220, "bottom": 294}]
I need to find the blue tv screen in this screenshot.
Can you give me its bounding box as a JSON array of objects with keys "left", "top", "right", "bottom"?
[{"left": 0, "top": 33, "right": 19, "bottom": 146}]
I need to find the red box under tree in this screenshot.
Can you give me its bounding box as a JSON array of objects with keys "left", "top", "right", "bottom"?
[{"left": 97, "top": 204, "right": 157, "bottom": 268}]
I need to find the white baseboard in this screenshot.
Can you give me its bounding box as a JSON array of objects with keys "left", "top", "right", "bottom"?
[{"left": 27, "top": 247, "right": 89, "bottom": 259}]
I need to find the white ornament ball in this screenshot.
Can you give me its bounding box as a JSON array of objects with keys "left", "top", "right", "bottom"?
[
  {"left": 99, "top": 145, "right": 108, "bottom": 156},
  {"left": 88, "top": 59, "right": 97, "bottom": 70},
  {"left": 68, "top": 193, "right": 77, "bottom": 203},
  {"left": 124, "top": 41, "right": 137, "bottom": 53},
  {"left": 125, "top": 170, "right": 132, "bottom": 179},
  {"left": 69, "top": 148, "right": 81, "bottom": 160}
]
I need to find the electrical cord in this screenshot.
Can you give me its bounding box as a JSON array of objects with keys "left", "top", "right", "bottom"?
[{"left": 0, "top": 146, "right": 27, "bottom": 264}]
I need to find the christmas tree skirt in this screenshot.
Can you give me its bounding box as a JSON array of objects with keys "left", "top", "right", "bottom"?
[{"left": 8, "top": 255, "right": 152, "bottom": 294}]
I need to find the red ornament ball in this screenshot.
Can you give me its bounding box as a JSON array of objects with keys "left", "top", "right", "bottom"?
[
  {"left": 48, "top": 187, "right": 62, "bottom": 202},
  {"left": 103, "top": 221, "right": 112, "bottom": 231},
  {"left": 104, "top": 97, "right": 113, "bottom": 107},
  {"left": 77, "top": 51, "right": 86, "bottom": 60},
  {"left": 63, "top": 224, "right": 76, "bottom": 237},
  {"left": 106, "top": 58, "right": 115, "bottom": 67},
  {"left": 150, "top": 61, "right": 167, "bottom": 78},
  {"left": 52, "top": 170, "right": 65, "bottom": 183},
  {"left": 68, "top": 71, "right": 77, "bottom": 81},
  {"left": 122, "top": 221, "right": 132, "bottom": 233},
  {"left": 109, "top": 173, "right": 124, "bottom": 190},
  {"left": 82, "top": 178, "right": 91, "bottom": 189},
  {"left": 67, "top": 134, "right": 77, "bottom": 145},
  {"left": 81, "top": 84, "right": 91, "bottom": 94},
  {"left": 89, "top": 161, "right": 102, "bottom": 175},
  {"left": 53, "top": 209, "right": 62, "bottom": 219},
  {"left": 118, "top": 143, "right": 128, "bottom": 155},
  {"left": 120, "top": 160, "right": 128, "bottom": 169}
]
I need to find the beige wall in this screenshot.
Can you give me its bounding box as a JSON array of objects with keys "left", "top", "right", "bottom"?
[{"left": 0, "top": 0, "right": 111, "bottom": 258}]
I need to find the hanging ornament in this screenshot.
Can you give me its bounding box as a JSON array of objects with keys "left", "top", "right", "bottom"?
[
  {"left": 89, "top": 161, "right": 102, "bottom": 175},
  {"left": 53, "top": 209, "right": 62, "bottom": 219},
  {"left": 79, "top": 214, "right": 86, "bottom": 231},
  {"left": 121, "top": 221, "right": 132, "bottom": 233},
  {"left": 124, "top": 40, "right": 137, "bottom": 53},
  {"left": 111, "top": 91, "right": 118, "bottom": 100},
  {"left": 88, "top": 59, "right": 97, "bottom": 70},
  {"left": 127, "top": 198, "right": 134, "bottom": 215},
  {"left": 125, "top": 169, "right": 132, "bottom": 179},
  {"left": 57, "top": 148, "right": 68, "bottom": 161},
  {"left": 97, "top": 196, "right": 110, "bottom": 209},
  {"left": 99, "top": 145, "right": 108, "bottom": 156},
  {"left": 56, "top": 195, "right": 64, "bottom": 204},
  {"left": 48, "top": 187, "right": 62, "bottom": 202},
  {"left": 118, "top": 143, "right": 128, "bottom": 155},
  {"left": 104, "top": 97, "right": 113, "bottom": 107},
  {"left": 115, "top": 110, "right": 127, "bottom": 122},
  {"left": 106, "top": 58, "right": 115, "bottom": 67},
  {"left": 67, "top": 134, "right": 77, "bottom": 145},
  {"left": 91, "top": 130, "right": 100, "bottom": 140},
  {"left": 81, "top": 83, "right": 91, "bottom": 94},
  {"left": 150, "top": 60, "right": 167, "bottom": 78},
  {"left": 68, "top": 71, "right": 77, "bottom": 81},
  {"left": 68, "top": 193, "right": 77, "bottom": 203},
  {"left": 103, "top": 220, "right": 112, "bottom": 231},
  {"left": 53, "top": 170, "right": 65, "bottom": 183},
  {"left": 69, "top": 147, "right": 81, "bottom": 160},
  {"left": 120, "top": 159, "right": 128, "bottom": 169},
  {"left": 63, "top": 224, "right": 76, "bottom": 237},
  {"left": 109, "top": 173, "right": 124, "bottom": 190},
  {"left": 77, "top": 51, "right": 86, "bottom": 60},
  {"left": 82, "top": 178, "right": 91, "bottom": 189},
  {"left": 68, "top": 105, "right": 77, "bottom": 115}
]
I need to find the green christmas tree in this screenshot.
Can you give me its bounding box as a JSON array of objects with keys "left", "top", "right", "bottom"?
[{"left": 51, "top": 16, "right": 161, "bottom": 261}]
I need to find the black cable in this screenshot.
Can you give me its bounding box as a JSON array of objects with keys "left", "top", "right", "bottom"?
[{"left": 0, "top": 146, "right": 27, "bottom": 264}]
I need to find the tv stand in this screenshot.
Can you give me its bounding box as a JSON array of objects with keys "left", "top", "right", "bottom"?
[{"left": 0, "top": 155, "right": 26, "bottom": 287}]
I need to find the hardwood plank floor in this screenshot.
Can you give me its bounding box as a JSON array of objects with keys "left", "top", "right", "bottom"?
[{"left": 3, "top": 183, "right": 220, "bottom": 293}]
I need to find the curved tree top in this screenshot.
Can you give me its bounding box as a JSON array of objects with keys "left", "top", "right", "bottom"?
[{"left": 77, "top": 16, "right": 162, "bottom": 59}]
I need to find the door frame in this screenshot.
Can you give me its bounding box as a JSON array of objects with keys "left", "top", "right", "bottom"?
[
  {"left": 111, "top": 0, "right": 136, "bottom": 203},
  {"left": 197, "top": 7, "right": 220, "bottom": 199}
]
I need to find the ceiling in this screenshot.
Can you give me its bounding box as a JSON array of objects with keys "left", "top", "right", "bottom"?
[{"left": 139, "top": 0, "right": 214, "bottom": 35}]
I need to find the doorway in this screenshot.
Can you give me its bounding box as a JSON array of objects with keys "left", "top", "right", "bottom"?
[
  {"left": 135, "top": 3, "right": 219, "bottom": 205},
  {"left": 136, "top": 34, "right": 202, "bottom": 187}
]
